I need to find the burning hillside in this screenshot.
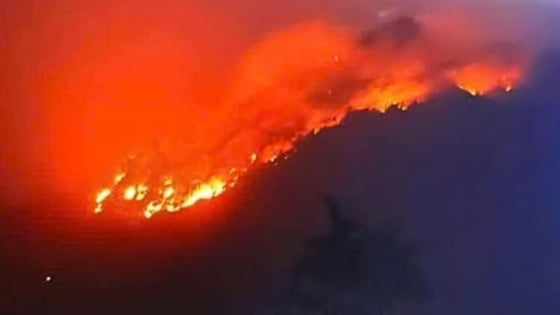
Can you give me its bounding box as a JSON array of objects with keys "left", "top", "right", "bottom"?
[{"left": 93, "top": 13, "right": 531, "bottom": 219}]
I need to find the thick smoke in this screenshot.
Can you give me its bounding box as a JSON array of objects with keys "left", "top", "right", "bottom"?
[{"left": 0, "top": 1, "right": 542, "bottom": 212}]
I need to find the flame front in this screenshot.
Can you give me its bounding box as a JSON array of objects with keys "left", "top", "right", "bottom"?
[
  {"left": 449, "top": 61, "right": 523, "bottom": 96},
  {"left": 95, "top": 174, "right": 229, "bottom": 219},
  {"left": 93, "top": 14, "right": 532, "bottom": 218},
  {"left": 94, "top": 152, "right": 278, "bottom": 218}
]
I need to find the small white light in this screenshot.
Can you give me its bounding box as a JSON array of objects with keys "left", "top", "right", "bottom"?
[{"left": 45, "top": 275, "right": 52, "bottom": 283}]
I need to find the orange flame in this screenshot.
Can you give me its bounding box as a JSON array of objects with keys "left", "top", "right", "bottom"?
[
  {"left": 93, "top": 16, "right": 531, "bottom": 218},
  {"left": 449, "top": 61, "right": 523, "bottom": 96}
]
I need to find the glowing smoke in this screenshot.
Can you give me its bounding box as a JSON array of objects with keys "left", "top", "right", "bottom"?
[
  {"left": 0, "top": 1, "right": 542, "bottom": 215},
  {"left": 94, "top": 9, "right": 533, "bottom": 218}
]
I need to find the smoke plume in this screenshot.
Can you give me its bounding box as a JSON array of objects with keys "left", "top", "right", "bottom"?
[{"left": 0, "top": 1, "right": 542, "bottom": 216}]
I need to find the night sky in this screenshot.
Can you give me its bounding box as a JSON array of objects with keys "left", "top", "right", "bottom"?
[{"left": 2, "top": 1, "right": 560, "bottom": 315}]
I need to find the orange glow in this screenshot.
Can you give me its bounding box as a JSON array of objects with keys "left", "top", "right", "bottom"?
[
  {"left": 0, "top": 0, "right": 540, "bottom": 218},
  {"left": 85, "top": 11, "right": 533, "bottom": 218},
  {"left": 448, "top": 61, "right": 523, "bottom": 96},
  {"left": 96, "top": 172, "right": 229, "bottom": 219}
]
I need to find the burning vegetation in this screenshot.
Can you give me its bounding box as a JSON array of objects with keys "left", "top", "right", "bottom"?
[{"left": 93, "top": 12, "right": 532, "bottom": 219}]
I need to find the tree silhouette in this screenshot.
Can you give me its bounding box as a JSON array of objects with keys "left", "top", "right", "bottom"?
[{"left": 282, "top": 198, "right": 429, "bottom": 315}]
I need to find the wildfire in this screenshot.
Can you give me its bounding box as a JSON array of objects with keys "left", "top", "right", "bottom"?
[
  {"left": 94, "top": 151, "right": 280, "bottom": 218},
  {"left": 92, "top": 14, "right": 531, "bottom": 219},
  {"left": 448, "top": 60, "right": 523, "bottom": 96},
  {"left": 95, "top": 172, "right": 230, "bottom": 219}
]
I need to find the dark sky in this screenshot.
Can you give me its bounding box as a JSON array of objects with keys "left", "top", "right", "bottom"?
[{"left": 2, "top": 2, "right": 560, "bottom": 315}]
